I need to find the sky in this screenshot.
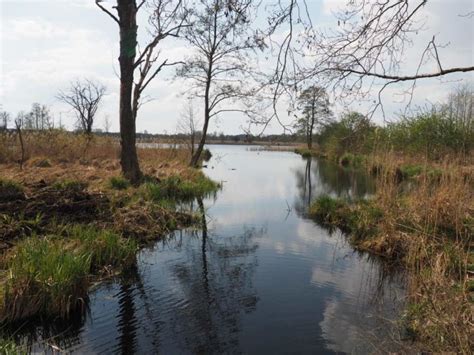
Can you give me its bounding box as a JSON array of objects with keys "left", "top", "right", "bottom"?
[{"left": 0, "top": 0, "right": 473, "bottom": 134}]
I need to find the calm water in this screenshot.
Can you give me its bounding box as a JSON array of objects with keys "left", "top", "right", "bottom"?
[{"left": 21, "top": 145, "right": 406, "bottom": 354}]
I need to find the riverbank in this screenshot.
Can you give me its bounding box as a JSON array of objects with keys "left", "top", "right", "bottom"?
[
  {"left": 0, "top": 132, "right": 219, "bottom": 324},
  {"left": 304, "top": 150, "right": 473, "bottom": 353}
]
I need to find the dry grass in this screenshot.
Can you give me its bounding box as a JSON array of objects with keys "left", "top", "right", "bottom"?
[
  {"left": 367, "top": 154, "right": 473, "bottom": 353},
  {"left": 312, "top": 150, "right": 474, "bottom": 352},
  {"left": 0, "top": 130, "right": 195, "bottom": 191},
  {"left": 309, "top": 149, "right": 473, "bottom": 352},
  {"left": 0, "top": 131, "right": 220, "bottom": 322}
]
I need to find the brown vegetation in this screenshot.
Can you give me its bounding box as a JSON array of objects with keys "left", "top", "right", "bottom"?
[
  {"left": 0, "top": 131, "right": 218, "bottom": 322},
  {"left": 309, "top": 152, "right": 473, "bottom": 353}
]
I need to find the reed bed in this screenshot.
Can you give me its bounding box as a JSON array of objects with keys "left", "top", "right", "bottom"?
[{"left": 309, "top": 152, "right": 473, "bottom": 353}]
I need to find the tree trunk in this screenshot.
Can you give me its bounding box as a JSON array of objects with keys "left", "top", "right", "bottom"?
[
  {"left": 190, "top": 111, "right": 210, "bottom": 168},
  {"left": 308, "top": 100, "right": 315, "bottom": 150},
  {"left": 190, "top": 66, "right": 212, "bottom": 168},
  {"left": 117, "top": 0, "right": 142, "bottom": 183}
]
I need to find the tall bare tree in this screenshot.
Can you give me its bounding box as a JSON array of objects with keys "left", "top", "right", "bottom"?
[
  {"left": 178, "top": 0, "right": 264, "bottom": 167},
  {"left": 96, "top": 0, "right": 187, "bottom": 183},
  {"left": 57, "top": 79, "right": 106, "bottom": 134}
]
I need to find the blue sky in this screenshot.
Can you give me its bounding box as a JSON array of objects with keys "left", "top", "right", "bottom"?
[{"left": 1, "top": 0, "right": 473, "bottom": 134}]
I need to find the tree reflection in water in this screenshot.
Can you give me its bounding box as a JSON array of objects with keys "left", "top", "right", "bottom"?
[
  {"left": 294, "top": 157, "right": 376, "bottom": 216},
  {"left": 166, "top": 197, "right": 262, "bottom": 353}
]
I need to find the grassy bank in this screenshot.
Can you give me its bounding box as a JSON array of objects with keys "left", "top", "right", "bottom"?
[
  {"left": 309, "top": 158, "right": 473, "bottom": 352},
  {"left": 297, "top": 103, "right": 474, "bottom": 352},
  {"left": 0, "top": 132, "right": 220, "bottom": 324},
  {"left": 1, "top": 226, "right": 137, "bottom": 321}
]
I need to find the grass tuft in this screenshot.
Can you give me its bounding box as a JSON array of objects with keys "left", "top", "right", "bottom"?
[
  {"left": 108, "top": 176, "right": 130, "bottom": 190},
  {"left": 140, "top": 173, "right": 220, "bottom": 202},
  {"left": 1, "top": 225, "right": 137, "bottom": 322},
  {"left": 52, "top": 180, "right": 87, "bottom": 192},
  {"left": 0, "top": 179, "right": 24, "bottom": 202}
]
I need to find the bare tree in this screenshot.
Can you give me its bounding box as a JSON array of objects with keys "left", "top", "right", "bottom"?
[
  {"left": 96, "top": 0, "right": 187, "bottom": 183},
  {"left": 178, "top": 0, "right": 264, "bottom": 167},
  {"left": 0, "top": 110, "right": 9, "bottom": 130},
  {"left": 294, "top": 86, "right": 331, "bottom": 149},
  {"left": 57, "top": 79, "right": 106, "bottom": 135},
  {"left": 24, "top": 103, "right": 53, "bottom": 130},
  {"left": 265, "top": 0, "right": 474, "bottom": 119},
  {"left": 177, "top": 98, "right": 201, "bottom": 158}
]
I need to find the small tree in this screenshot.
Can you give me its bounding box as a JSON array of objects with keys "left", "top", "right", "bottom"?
[
  {"left": 294, "top": 86, "right": 331, "bottom": 149},
  {"left": 177, "top": 98, "right": 201, "bottom": 158},
  {"left": 178, "top": 0, "right": 263, "bottom": 167},
  {"left": 14, "top": 112, "right": 26, "bottom": 170},
  {"left": 0, "top": 110, "right": 9, "bottom": 130},
  {"left": 57, "top": 79, "right": 106, "bottom": 135}
]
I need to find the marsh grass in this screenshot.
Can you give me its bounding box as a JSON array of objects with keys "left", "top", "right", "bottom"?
[
  {"left": 294, "top": 147, "right": 319, "bottom": 158},
  {"left": 309, "top": 152, "right": 473, "bottom": 352},
  {"left": 52, "top": 179, "right": 88, "bottom": 192},
  {"left": 108, "top": 176, "right": 130, "bottom": 190},
  {"left": 139, "top": 173, "right": 220, "bottom": 203},
  {"left": 1, "top": 225, "right": 137, "bottom": 322},
  {"left": 310, "top": 196, "right": 383, "bottom": 240}
]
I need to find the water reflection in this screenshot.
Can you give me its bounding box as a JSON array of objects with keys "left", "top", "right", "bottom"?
[
  {"left": 14, "top": 146, "right": 407, "bottom": 354},
  {"left": 294, "top": 157, "right": 375, "bottom": 216},
  {"left": 165, "top": 197, "right": 262, "bottom": 353}
]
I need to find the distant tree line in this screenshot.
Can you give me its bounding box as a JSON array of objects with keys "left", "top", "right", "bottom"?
[{"left": 314, "top": 85, "right": 473, "bottom": 160}]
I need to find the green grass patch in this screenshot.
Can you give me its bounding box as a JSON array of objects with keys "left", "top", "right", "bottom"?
[
  {"left": 108, "top": 176, "right": 130, "bottom": 190},
  {"left": 399, "top": 164, "right": 424, "bottom": 178},
  {"left": 294, "top": 148, "right": 317, "bottom": 158},
  {"left": 0, "top": 338, "right": 25, "bottom": 355},
  {"left": 309, "top": 195, "right": 382, "bottom": 238},
  {"left": 309, "top": 195, "right": 347, "bottom": 225},
  {"left": 1, "top": 225, "right": 137, "bottom": 322},
  {"left": 0, "top": 179, "right": 24, "bottom": 202},
  {"left": 139, "top": 173, "right": 220, "bottom": 203},
  {"left": 52, "top": 179, "right": 87, "bottom": 192}
]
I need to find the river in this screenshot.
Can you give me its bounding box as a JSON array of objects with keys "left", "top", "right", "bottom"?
[{"left": 23, "top": 145, "right": 406, "bottom": 354}]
